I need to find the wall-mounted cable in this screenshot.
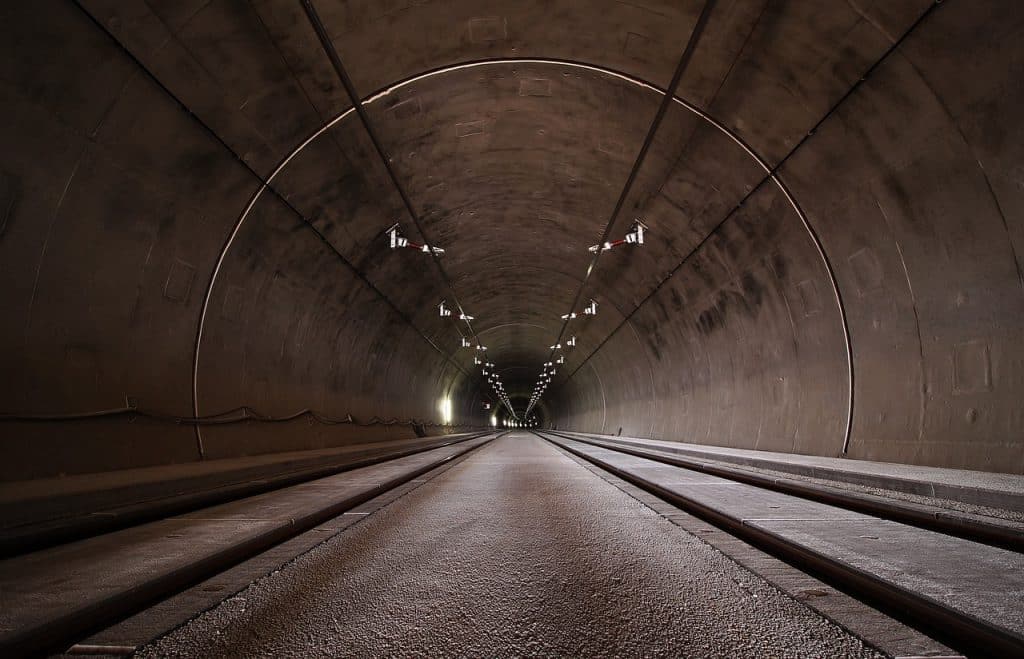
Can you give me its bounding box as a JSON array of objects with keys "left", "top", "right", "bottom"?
[{"left": 0, "top": 405, "right": 481, "bottom": 429}]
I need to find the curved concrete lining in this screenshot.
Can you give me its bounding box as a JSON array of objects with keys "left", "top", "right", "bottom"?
[{"left": 0, "top": 0, "right": 1021, "bottom": 479}]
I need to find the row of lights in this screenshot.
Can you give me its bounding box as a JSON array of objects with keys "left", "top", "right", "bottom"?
[
  {"left": 501, "top": 419, "right": 539, "bottom": 428},
  {"left": 480, "top": 359, "right": 514, "bottom": 419},
  {"left": 386, "top": 223, "right": 516, "bottom": 422},
  {"left": 392, "top": 219, "right": 648, "bottom": 422},
  {"left": 527, "top": 219, "right": 648, "bottom": 416},
  {"left": 441, "top": 300, "right": 516, "bottom": 421},
  {"left": 528, "top": 336, "right": 577, "bottom": 410}
]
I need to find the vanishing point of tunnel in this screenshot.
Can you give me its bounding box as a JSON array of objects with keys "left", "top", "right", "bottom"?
[{"left": 1, "top": 1, "right": 1023, "bottom": 657}]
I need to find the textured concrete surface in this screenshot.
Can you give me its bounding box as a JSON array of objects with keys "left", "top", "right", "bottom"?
[
  {"left": 561, "top": 431, "right": 1024, "bottom": 520},
  {"left": 566, "top": 431, "right": 1024, "bottom": 502},
  {"left": 0, "top": 1, "right": 1022, "bottom": 482},
  {"left": 553, "top": 441, "right": 957, "bottom": 659},
  {"left": 70, "top": 442, "right": 490, "bottom": 655},
  {"left": 550, "top": 435, "right": 1024, "bottom": 639},
  {"left": 0, "top": 431, "right": 481, "bottom": 532},
  {"left": 140, "top": 433, "right": 883, "bottom": 658},
  {"left": 0, "top": 436, "right": 493, "bottom": 647}
]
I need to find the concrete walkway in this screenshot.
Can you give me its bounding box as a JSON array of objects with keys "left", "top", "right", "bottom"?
[
  {"left": 561, "top": 432, "right": 1024, "bottom": 511},
  {"left": 141, "top": 433, "right": 882, "bottom": 658}
]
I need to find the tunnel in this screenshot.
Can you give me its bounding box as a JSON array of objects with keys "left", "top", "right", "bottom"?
[
  {"left": 2, "top": 0, "right": 1023, "bottom": 477},
  {"left": 1, "top": 1, "right": 1023, "bottom": 657}
]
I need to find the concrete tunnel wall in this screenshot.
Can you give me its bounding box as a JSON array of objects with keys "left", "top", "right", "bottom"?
[{"left": 0, "top": 1, "right": 1022, "bottom": 480}]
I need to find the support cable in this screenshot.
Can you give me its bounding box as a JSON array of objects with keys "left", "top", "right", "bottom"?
[
  {"left": 65, "top": 0, "right": 478, "bottom": 453},
  {"left": 301, "top": 0, "right": 516, "bottom": 420},
  {"left": 527, "top": 0, "right": 716, "bottom": 416},
  {"left": 555, "top": 0, "right": 944, "bottom": 453}
]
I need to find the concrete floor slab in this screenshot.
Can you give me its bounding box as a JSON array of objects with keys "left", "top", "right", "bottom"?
[
  {"left": 139, "top": 433, "right": 884, "bottom": 658},
  {"left": 557, "top": 436, "right": 1024, "bottom": 641},
  {"left": 748, "top": 518, "right": 1024, "bottom": 634},
  {"left": 0, "top": 437, "right": 493, "bottom": 648},
  {"left": 569, "top": 433, "right": 1024, "bottom": 510}
]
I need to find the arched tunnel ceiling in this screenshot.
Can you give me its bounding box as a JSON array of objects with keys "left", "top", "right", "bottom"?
[
  {"left": 1, "top": 0, "right": 1023, "bottom": 477},
  {"left": 168, "top": 0, "right": 898, "bottom": 384}
]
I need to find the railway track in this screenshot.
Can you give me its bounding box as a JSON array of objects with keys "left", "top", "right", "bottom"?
[
  {"left": 0, "top": 432, "right": 504, "bottom": 657},
  {"left": 542, "top": 430, "right": 1024, "bottom": 551},
  {"left": 536, "top": 430, "right": 1024, "bottom": 658},
  {"left": 4, "top": 429, "right": 1021, "bottom": 657},
  {"left": 0, "top": 431, "right": 498, "bottom": 558}
]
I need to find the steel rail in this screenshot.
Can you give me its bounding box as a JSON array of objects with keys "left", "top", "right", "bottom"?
[
  {"left": 536, "top": 430, "right": 1024, "bottom": 658},
  {"left": 0, "top": 431, "right": 494, "bottom": 558},
  {"left": 542, "top": 429, "right": 1024, "bottom": 552},
  {"left": 0, "top": 433, "right": 506, "bottom": 657}
]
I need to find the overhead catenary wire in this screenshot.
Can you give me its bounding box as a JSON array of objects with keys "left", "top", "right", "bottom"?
[
  {"left": 553, "top": 0, "right": 944, "bottom": 452},
  {"left": 68, "top": 0, "right": 484, "bottom": 456},
  {"left": 527, "top": 0, "right": 717, "bottom": 417},
  {"left": 301, "top": 0, "right": 516, "bottom": 421}
]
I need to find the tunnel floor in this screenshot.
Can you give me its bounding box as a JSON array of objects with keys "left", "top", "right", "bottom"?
[{"left": 139, "top": 433, "right": 881, "bottom": 658}]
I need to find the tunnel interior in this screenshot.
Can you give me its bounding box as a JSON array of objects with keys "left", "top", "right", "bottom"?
[{"left": 1, "top": 0, "right": 1022, "bottom": 482}]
